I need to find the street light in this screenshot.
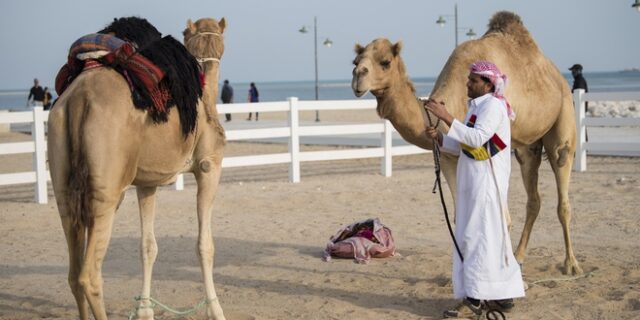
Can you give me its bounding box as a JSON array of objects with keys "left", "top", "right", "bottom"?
[
  {"left": 436, "top": 3, "right": 476, "bottom": 47},
  {"left": 299, "top": 16, "right": 332, "bottom": 122},
  {"left": 465, "top": 28, "right": 477, "bottom": 39},
  {"left": 633, "top": 0, "right": 640, "bottom": 12}
]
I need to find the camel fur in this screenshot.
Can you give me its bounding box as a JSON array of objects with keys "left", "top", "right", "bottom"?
[
  {"left": 47, "top": 17, "right": 228, "bottom": 320},
  {"left": 351, "top": 11, "right": 581, "bottom": 275}
]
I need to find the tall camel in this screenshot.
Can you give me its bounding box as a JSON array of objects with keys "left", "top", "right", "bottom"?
[
  {"left": 47, "top": 17, "right": 228, "bottom": 320},
  {"left": 351, "top": 11, "right": 582, "bottom": 275}
]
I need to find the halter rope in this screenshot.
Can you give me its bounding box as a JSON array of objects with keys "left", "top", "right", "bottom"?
[{"left": 185, "top": 31, "right": 223, "bottom": 64}]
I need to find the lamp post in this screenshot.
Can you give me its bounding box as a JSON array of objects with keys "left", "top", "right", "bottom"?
[
  {"left": 299, "top": 16, "right": 332, "bottom": 122},
  {"left": 633, "top": 0, "right": 640, "bottom": 12},
  {"left": 436, "top": 3, "right": 477, "bottom": 48}
]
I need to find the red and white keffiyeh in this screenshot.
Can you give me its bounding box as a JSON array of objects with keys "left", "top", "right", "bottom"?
[{"left": 470, "top": 61, "right": 516, "bottom": 121}]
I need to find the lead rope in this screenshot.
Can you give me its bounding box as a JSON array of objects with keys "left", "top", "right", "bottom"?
[{"left": 423, "top": 103, "right": 464, "bottom": 262}]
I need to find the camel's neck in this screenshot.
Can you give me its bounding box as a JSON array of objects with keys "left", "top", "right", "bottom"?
[
  {"left": 375, "top": 78, "right": 435, "bottom": 150},
  {"left": 201, "top": 62, "right": 220, "bottom": 120}
]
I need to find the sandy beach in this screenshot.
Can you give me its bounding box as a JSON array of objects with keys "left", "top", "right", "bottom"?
[{"left": 1, "top": 103, "right": 640, "bottom": 319}]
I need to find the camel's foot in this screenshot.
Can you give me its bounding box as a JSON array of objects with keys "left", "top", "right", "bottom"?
[
  {"left": 564, "top": 257, "right": 583, "bottom": 275},
  {"left": 206, "top": 299, "right": 226, "bottom": 320},
  {"left": 136, "top": 306, "right": 154, "bottom": 320}
]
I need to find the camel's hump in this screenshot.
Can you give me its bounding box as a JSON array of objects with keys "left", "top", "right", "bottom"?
[{"left": 486, "top": 11, "right": 525, "bottom": 35}]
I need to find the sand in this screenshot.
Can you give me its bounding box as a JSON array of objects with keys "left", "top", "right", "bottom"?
[{"left": 1, "top": 108, "right": 640, "bottom": 319}]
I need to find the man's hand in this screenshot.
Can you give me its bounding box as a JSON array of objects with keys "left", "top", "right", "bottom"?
[
  {"left": 424, "top": 99, "right": 454, "bottom": 127},
  {"left": 425, "top": 126, "right": 442, "bottom": 146}
]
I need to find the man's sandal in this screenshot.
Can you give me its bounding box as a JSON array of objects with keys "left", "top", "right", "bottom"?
[{"left": 443, "top": 299, "right": 483, "bottom": 319}]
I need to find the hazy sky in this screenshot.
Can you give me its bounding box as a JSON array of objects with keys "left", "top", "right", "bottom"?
[{"left": 1, "top": 0, "right": 639, "bottom": 90}]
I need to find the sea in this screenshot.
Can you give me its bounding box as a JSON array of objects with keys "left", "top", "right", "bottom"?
[{"left": 2, "top": 71, "right": 640, "bottom": 111}]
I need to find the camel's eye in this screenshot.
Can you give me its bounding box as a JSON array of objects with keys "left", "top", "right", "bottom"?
[{"left": 380, "top": 60, "right": 391, "bottom": 69}]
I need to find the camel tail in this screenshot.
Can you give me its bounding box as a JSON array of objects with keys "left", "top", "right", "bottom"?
[
  {"left": 484, "top": 11, "right": 536, "bottom": 49},
  {"left": 66, "top": 103, "right": 92, "bottom": 232}
]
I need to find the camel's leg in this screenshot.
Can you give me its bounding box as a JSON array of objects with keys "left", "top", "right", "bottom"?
[
  {"left": 48, "top": 106, "right": 91, "bottom": 320},
  {"left": 79, "top": 193, "right": 120, "bottom": 320},
  {"left": 513, "top": 142, "right": 543, "bottom": 267},
  {"left": 136, "top": 186, "right": 159, "bottom": 320},
  {"left": 543, "top": 138, "right": 583, "bottom": 275},
  {"left": 55, "top": 193, "right": 91, "bottom": 319},
  {"left": 194, "top": 158, "right": 226, "bottom": 320},
  {"left": 60, "top": 210, "right": 90, "bottom": 319}
]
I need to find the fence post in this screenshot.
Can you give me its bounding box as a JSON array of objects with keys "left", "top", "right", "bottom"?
[
  {"left": 573, "top": 89, "right": 587, "bottom": 172},
  {"left": 381, "top": 120, "right": 393, "bottom": 177},
  {"left": 174, "top": 174, "right": 184, "bottom": 190},
  {"left": 32, "top": 106, "right": 48, "bottom": 204},
  {"left": 288, "top": 97, "right": 300, "bottom": 183}
]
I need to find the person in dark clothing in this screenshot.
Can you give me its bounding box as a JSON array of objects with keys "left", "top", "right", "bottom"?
[
  {"left": 246, "top": 82, "right": 259, "bottom": 121},
  {"left": 28, "top": 78, "right": 45, "bottom": 107},
  {"left": 569, "top": 64, "right": 589, "bottom": 141},
  {"left": 43, "top": 87, "right": 53, "bottom": 110},
  {"left": 569, "top": 64, "right": 588, "bottom": 112},
  {"left": 220, "top": 79, "right": 234, "bottom": 122}
]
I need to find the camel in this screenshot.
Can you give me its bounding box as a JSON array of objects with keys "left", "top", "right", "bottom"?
[
  {"left": 47, "top": 17, "right": 228, "bottom": 320},
  {"left": 351, "top": 11, "right": 582, "bottom": 275}
]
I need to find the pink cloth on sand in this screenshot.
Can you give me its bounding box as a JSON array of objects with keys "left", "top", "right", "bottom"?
[{"left": 323, "top": 218, "right": 396, "bottom": 264}]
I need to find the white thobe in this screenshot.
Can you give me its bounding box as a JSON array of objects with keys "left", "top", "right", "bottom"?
[{"left": 440, "top": 93, "right": 525, "bottom": 300}]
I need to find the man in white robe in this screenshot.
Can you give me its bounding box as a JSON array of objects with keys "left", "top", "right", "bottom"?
[{"left": 424, "top": 61, "right": 525, "bottom": 319}]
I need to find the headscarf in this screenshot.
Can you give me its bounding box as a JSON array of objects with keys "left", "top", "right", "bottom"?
[{"left": 470, "top": 61, "right": 516, "bottom": 121}]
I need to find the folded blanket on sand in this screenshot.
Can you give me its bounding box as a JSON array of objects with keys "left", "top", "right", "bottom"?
[{"left": 323, "top": 218, "right": 395, "bottom": 264}]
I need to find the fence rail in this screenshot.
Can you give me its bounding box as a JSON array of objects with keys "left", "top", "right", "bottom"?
[
  {"left": 0, "top": 98, "right": 428, "bottom": 204},
  {"left": 573, "top": 89, "right": 640, "bottom": 171},
  {"left": 176, "top": 98, "right": 427, "bottom": 189},
  {"left": 0, "top": 107, "right": 49, "bottom": 203},
  {"left": 2, "top": 91, "right": 638, "bottom": 203}
]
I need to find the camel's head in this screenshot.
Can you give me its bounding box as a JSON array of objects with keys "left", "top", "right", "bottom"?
[
  {"left": 352, "top": 38, "right": 405, "bottom": 98},
  {"left": 183, "top": 17, "right": 226, "bottom": 65}
]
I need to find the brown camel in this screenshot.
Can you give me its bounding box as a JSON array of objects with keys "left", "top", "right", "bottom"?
[
  {"left": 351, "top": 11, "right": 582, "bottom": 275},
  {"left": 47, "top": 18, "right": 228, "bottom": 320}
]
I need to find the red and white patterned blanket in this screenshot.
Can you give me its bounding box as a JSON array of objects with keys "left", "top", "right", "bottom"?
[{"left": 323, "top": 218, "right": 396, "bottom": 264}]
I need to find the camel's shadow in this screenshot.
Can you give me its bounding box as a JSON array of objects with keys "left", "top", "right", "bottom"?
[
  {"left": 104, "top": 235, "right": 451, "bottom": 317},
  {"left": 0, "top": 235, "right": 451, "bottom": 318}
]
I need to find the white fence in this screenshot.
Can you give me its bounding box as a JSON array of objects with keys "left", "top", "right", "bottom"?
[
  {"left": 0, "top": 98, "right": 428, "bottom": 204},
  {"left": 174, "top": 97, "right": 428, "bottom": 189},
  {"left": 2, "top": 92, "right": 638, "bottom": 203},
  {"left": 573, "top": 89, "right": 640, "bottom": 171},
  {"left": 0, "top": 107, "right": 49, "bottom": 204}
]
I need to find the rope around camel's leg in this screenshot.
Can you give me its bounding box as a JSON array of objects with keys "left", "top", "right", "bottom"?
[
  {"left": 128, "top": 296, "right": 209, "bottom": 319},
  {"left": 134, "top": 296, "right": 154, "bottom": 320}
]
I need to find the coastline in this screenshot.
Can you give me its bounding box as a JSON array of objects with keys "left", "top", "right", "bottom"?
[{"left": 2, "top": 70, "right": 640, "bottom": 110}]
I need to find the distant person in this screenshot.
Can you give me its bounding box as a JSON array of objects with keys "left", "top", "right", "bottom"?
[
  {"left": 220, "top": 79, "right": 234, "bottom": 122},
  {"left": 569, "top": 64, "right": 589, "bottom": 141},
  {"left": 27, "top": 78, "right": 45, "bottom": 107},
  {"left": 43, "top": 87, "right": 53, "bottom": 110},
  {"left": 246, "top": 82, "right": 259, "bottom": 121},
  {"left": 569, "top": 64, "right": 589, "bottom": 113}
]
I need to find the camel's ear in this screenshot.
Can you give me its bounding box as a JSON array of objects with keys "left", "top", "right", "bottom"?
[
  {"left": 218, "top": 17, "right": 226, "bottom": 34},
  {"left": 186, "top": 19, "right": 197, "bottom": 34},
  {"left": 392, "top": 41, "right": 403, "bottom": 57},
  {"left": 354, "top": 44, "right": 365, "bottom": 55}
]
